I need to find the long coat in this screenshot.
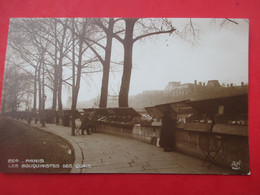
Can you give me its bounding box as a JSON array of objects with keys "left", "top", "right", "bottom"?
[{"left": 159, "top": 115, "right": 177, "bottom": 149}]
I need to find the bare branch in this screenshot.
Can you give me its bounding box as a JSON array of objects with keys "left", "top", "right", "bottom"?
[{"left": 134, "top": 28, "right": 176, "bottom": 43}]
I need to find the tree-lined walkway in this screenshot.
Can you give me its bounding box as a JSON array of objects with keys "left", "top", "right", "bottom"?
[{"left": 19, "top": 120, "right": 238, "bottom": 174}]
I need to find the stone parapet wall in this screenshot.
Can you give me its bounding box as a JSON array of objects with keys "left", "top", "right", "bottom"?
[{"left": 96, "top": 122, "right": 249, "bottom": 173}]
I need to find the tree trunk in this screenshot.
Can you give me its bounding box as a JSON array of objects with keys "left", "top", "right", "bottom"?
[
  {"left": 52, "top": 25, "right": 58, "bottom": 110},
  {"left": 57, "top": 65, "right": 63, "bottom": 111},
  {"left": 99, "top": 18, "right": 114, "bottom": 108},
  {"left": 72, "top": 36, "right": 84, "bottom": 110},
  {"left": 33, "top": 67, "right": 37, "bottom": 112},
  {"left": 52, "top": 65, "right": 58, "bottom": 110},
  {"left": 41, "top": 60, "right": 46, "bottom": 127},
  {"left": 38, "top": 65, "right": 42, "bottom": 111},
  {"left": 73, "top": 66, "right": 81, "bottom": 109},
  {"left": 118, "top": 19, "right": 136, "bottom": 107},
  {"left": 71, "top": 19, "right": 76, "bottom": 136},
  {"left": 42, "top": 62, "right": 45, "bottom": 111},
  {"left": 119, "top": 43, "right": 133, "bottom": 107},
  {"left": 99, "top": 64, "right": 110, "bottom": 108},
  {"left": 71, "top": 19, "right": 85, "bottom": 135},
  {"left": 57, "top": 22, "right": 67, "bottom": 112}
]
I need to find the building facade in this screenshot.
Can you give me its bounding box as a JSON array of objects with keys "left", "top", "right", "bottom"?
[{"left": 129, "top": 80, "right": 248, "bottom": 111}]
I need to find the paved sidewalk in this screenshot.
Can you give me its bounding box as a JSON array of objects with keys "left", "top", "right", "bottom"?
[{"left": 25, "top": 121, "right": 237, "bottom": 174}]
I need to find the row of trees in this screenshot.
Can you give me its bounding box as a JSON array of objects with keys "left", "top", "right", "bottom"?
[
  {"left": 2, "top": 18, "right": 181, "bottom": 134},
  {"left": 2, "top": 18, "right": 178, "bottom": 113},
  {"left": 2, "top": 18, "right": 241, "bottom": 134}
]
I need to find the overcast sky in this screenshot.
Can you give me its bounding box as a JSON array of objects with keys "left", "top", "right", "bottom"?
[
  {"left": 72, "top": 18, "right": 249, "bottom": 105},
  {"left": 27, "top": 18, "right": 248, "bottom": 108}
]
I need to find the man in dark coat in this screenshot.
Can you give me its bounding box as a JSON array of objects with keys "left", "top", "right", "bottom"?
[{"left": 159, "top": 110, "right": 177, "bottom": 152}]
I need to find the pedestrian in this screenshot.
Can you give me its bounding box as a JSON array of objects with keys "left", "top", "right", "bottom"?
[
  {"left": 34, "top": 112, "right": 39, "bottom": 124},
  {"left": 80, "top": 114, "right": 90, "bottom": 135},
  {"left": 88, "top": 111, "right": 96, "bottom": 133},
  {"left": 27, "top": 111, "right": 33, "bottom": 125},
  {"left": 159, "top": 109, "right": 177, "bottom": 152}
]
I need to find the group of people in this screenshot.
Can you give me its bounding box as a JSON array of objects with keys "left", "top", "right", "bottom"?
[
  {"left": 4, "top": 110, "right": 63, "bottom": 127},
  {"left": 80, "top": 111, "right": 96, "bottom": 135},
  {"left": 7, "top": 108, "right": 176, "bottom": 151},
  {"left": 5, "top": 111, "right": 42, "bottom": 125}
]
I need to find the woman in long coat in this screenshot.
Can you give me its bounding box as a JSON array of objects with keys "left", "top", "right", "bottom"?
[{"left": 159, "top": 110, "right": 177, "bottom": 152}]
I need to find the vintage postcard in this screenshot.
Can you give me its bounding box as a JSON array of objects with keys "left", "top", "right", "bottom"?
[{"left": 0, "top": 18, "right": 249, "bottom": 174}]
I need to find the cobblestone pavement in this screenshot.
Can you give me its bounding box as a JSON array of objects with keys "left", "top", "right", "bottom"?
[{"left": 23, "top": 121, "right": 237, "bottom": 174}]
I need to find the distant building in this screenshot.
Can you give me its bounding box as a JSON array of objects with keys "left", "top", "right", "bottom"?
[
  {"left": 207, "top": 80, "right": 221, "bottom": 88},
  {"left": 77, "top": 80, "right": 248, "bottom": 111},
  {"left": 130, "top": 80, "right": 248, "bottom": 111},
  {"left": 164, "top": 81, "right": 181, "bottom": 90}
]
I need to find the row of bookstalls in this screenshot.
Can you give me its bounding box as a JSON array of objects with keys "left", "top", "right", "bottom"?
[
  {"left": 83, "top": 107, "right": 140, "bottom": 126},
  {"left": 76, "top": 94, "right": 249, "bottom": 173},
  {"left": 3, "top": 93, "right": 249, "bottom": 172},
  {"left": 5, "top": 93, "right": 248, "bottom": 136},
  {"left": 3, "top": 107, "right": 140, "bottom": 129},
  {"left": 77, "top": 94, "right": 248, "bottom": 173},
  {"left": 5, "top": 94, "right": 248, "bottom": 131},
  {"left": 145, "top": 94, "right": 248, "bottom": 132},
  {"left": 40, "top": 107, "right": 140, "bottom": 128},
  {"left": 143, "top": 94, "right": 249, "bottom": 173},
  {"left": 5, "top": 94, "right": 248, "bottom": 138}
]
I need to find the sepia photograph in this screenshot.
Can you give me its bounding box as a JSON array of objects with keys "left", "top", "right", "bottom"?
[{"left": 0, "top": 18, "right": 249, "bottom": 174}]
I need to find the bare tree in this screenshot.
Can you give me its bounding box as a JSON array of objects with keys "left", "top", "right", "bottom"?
[
  {"left": 112, "top": 18, "right": 176, "bottom": 107},
  {"left": 68, "top": 18, "right": 100, "bottom": 135},
  {"left": 82, "top": 18, "right": 116, "bottom": 108},
  {"left": 27, "top": 18, "right": 71, "bottom": 111},
  {"left": 111, "top": 18, "right": 238, "bottom": 107},
  {"left": 7, "top": 19, "right": 42, "bottom": 112},
  {"left": 60, "top": 18, "right": 117, "bottom": 108},
  {"left": 2, "top": 61, "right": 33, "bottom": 112}
]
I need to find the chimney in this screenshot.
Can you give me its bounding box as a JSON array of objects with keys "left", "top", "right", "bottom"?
[{"left": 194, "top": 80, "right": 197, "bottom": 85}]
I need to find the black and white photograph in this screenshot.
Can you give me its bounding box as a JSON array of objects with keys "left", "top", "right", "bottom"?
[{"left": 0, "top": 18, "right": 249, "bottom": 174}]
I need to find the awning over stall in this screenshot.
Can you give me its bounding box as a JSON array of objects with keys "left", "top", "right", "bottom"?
[
  {"left": 145, "top": 94, "right": 248, "bottom": 124},
  {"left": 185, "top": 94, "right": 248, "bottom": 116},
  {"left": 145, "top": 100, "right": 191, "bottom": 119},
  {"left": 82, "top": 107, "right": 141, "bottom": 127},
  {"left": 83, "top": 107, "right": 141, "bottom": 118}
]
